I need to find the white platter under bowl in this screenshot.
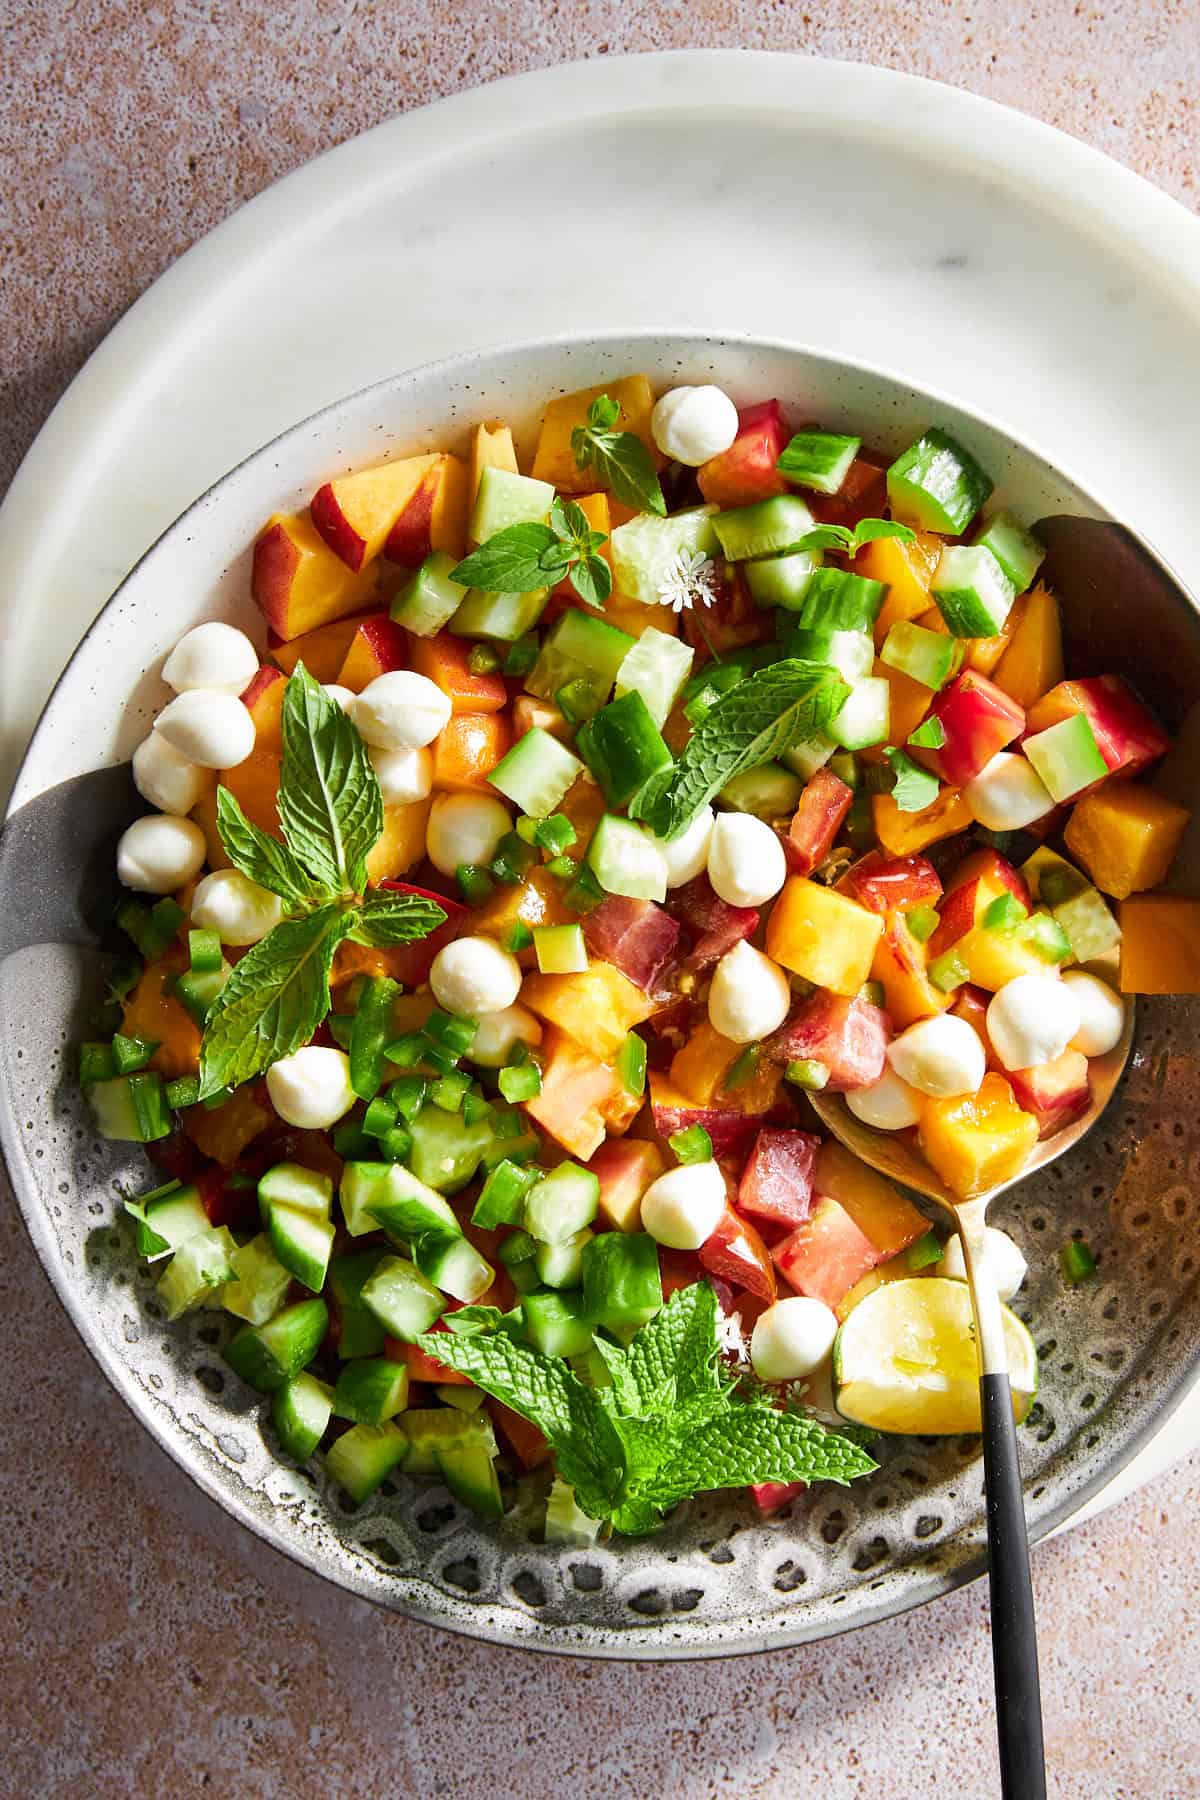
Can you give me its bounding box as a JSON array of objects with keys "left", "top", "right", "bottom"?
[{"left": 3, "top": 331, "right": 1200, "bottom": 1657}]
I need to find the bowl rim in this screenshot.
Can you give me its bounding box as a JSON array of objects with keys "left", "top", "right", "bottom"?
[{"left": 4, "top": 325, "right": 1200, "bottom": 1657}]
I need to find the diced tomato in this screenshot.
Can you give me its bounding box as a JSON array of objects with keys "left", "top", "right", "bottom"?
[
  {"left": 696, "top": 399, "right": 790, "bottom": 509},
  {"left": 377, "top": 880, "right": 467, "bottom": 984},
  {"left": 1024, "top": 675, "right": 1168, "bottom": 779},
  {"left": 391, "top": 1327, "right": 475, "bottom": 1387},
  {"left": 524, "top": 1025, "right": 619, "bottom": 1161},
  {"left": 196, "top": 1164, "right": 260, "bottom": 1232},
  {"left": 736, "top": 1128, "right": 819, "bottom": 1229},
  {"left": 1009, "top": 1051, "right": 1091, "bottom": 1136},
  {"left": 808, "top": 448, "right": 889, "bottom": 529},
  {"left": 582, "top": 895, "right": 681, "bottom": 991},
  {"left": 917, "top": 671, "right": 1026, "bottom": 787},
  {"left": 145, "top": 1128, "right": 205, "bottom": 1185},
  {"left": 750, "top": 1480, "right": 806, "bottom": 1517},
  {"left": 488, "top": 1398, "right": 552, "bottom": 1471},
  {"left": 769, "top": 990, "right": 891, "bottom": 1091},
  {"left": 680, "top": 564, "right": 769, "bottom": 661},
  {"left": 785, "top": 768, "right": 854, "bottom": 877},
  {"left": 658, "top": 1247, "right": 706, "bottom": 1299},
  {"left": 773, "top": 1195, "right": 882, "bottom": 1309},
  {"left": 838, "top": 850, "right": 943, "bottom": 914},
  {"left": 699, "top": 1204, "right": 777, "bottom": 1302},
  {"left": 669, "top": 875, "right": 759, "bottom": 970}
]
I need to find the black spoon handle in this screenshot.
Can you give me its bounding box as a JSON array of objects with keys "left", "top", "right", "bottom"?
[{"left": 980, "top": 1372, "right": 1047, "bottom": 1800}]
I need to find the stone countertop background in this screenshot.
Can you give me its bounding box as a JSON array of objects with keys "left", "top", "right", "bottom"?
[{"left": 2, "top": 4, "right": 1199, "bottom": 1796}]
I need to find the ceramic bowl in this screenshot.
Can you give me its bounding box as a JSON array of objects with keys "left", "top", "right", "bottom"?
[{"left": 3, "top": 332, "right": 1198, "bottom": 1657}]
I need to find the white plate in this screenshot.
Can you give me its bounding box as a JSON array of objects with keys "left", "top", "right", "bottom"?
[{"left": 4, "top": 50, "right": 1199, "bottom": 1518}]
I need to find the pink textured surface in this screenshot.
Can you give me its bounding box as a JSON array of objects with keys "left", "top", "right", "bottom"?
[{"left": 3, "top": 5, "right": 1200, "bottom": 1796}]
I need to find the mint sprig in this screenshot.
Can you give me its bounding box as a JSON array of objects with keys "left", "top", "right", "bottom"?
[
  {"left": 450, "top": 497, "right": 611, "bottom": 608},
  {"left": 277, "top": 664, "right": 382, "bottom": 895},
  {"left": 884, "top": 747, "right": 941, "bottom": 813},
  {"left": 197, "top": 904, "right": 345, "bottom": 1095},
  {"left": 788, "top": 518, "right": 916, "bottom": 556},
  {"left": 216, "top": 786, "right": 316, "bottom": 908},
  {"left": 571, "top": 394, "right": 666, "bottom": 517}
]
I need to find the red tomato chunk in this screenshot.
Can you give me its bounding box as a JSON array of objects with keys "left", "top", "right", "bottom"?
[
  {"left": 736, "top": 1128, "right": 819, "bottom": 1229},
  {"left": 769, "top": 990, "right": 891, "bottom": 1091},
  {"left": 786, "top": 768, "right": 854, "bottom": 877}
]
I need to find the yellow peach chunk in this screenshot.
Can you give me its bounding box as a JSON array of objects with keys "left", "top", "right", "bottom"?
[
  {"left": 766, "top": 878, "right": 884, "bottom": 996},
  {"left": 1064, "top": 783, "right": 1191, "bottom": 900},
  {"left": 918, "top": 1073, "right": 1040, "bottom": 1199}
]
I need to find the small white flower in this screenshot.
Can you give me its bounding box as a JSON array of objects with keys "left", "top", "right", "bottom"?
[
  {"left": 715, "top": 1305, "right": 751, "bottom": 1370},
  {"left": 657, "top": 549, "right": 722, "bottom": 614}
]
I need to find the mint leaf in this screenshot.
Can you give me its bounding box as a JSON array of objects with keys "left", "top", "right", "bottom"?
[
  {"left": 645, "top": 1404, "right": 877, "bottom": 1508},
  {"left": 569, "top": 553, "right": 612, "bottom": 608},
  {"left": 197, "top": 903, "right": 345, "bottom": 1097},
  {"left": 885, "top": 747, "right": 941, "bottom": 812},
  {"left": 852, "top": 518, "right": 915, "bottom": 550},
  {"left": 625, "top": 1278, "right": 727, "bottom": 1411},
  {"left": 345, "top": 891, "right": 448, "bottom": 948},
  {"left": 571, "top": 395, "right": 665, "bottom": 516},
  {"left": 907, "top": 715, "right": 947, "bottom": 750},
  {"left": 550, "top": 497, "right": 595, "bottom": 545},
  {"left": 790, "top": 518, "right": 916, "bottom": 557},
  {"left": 278, "top": 664, "right": 382, "bottom": 895},
  {"left": 631, "top": 658, "right": 849, "bottom": 840},
  {"left": 451, "top": 523, "right": 564, "bottom": 594},
  {"left": 215, "top": 785, "right": 317, "bottom": 907}
]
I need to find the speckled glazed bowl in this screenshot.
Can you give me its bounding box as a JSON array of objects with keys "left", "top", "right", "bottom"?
[{"left": 3, "top": 333, "right": 1198, "bottom": 1658}]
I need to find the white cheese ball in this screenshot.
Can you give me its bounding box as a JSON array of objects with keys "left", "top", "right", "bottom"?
[
  {"left": 154, "top": 691, "right": 256, "bottom": 770},
  {"left": 322, "top": 683, "right": 356, "bottom": 713},
  {"left": 964, "top": 752, "right": 1055, "bottom": 831},
  {"left": 987, "top": 974, "right": 1081, "bottom": 1072},
  {"left": 751, "top": 1296, "right": 840, "bottom": 1382},
  {"left": 942, "top": 1225, "right": 1028, "bottom": 1302},
  {"left": 161, "top": 622, "right": 259, "bottom": 696},
  {"left": 370, "top": 743, "right": 434, "bottom": 807},
  {"left": 845, "top": 1064, "right": 926, "bottom": 1131},
  {"left": 651, "top": 385, "right": 739, "bottom": 467},
  {"left": 426, "top": 792, "right": 512, "bottom": 877},
  {"left": 351, "top": 670, "right": 451, "bottom": 750},
  {"left": 266, "top": 1046, "right": 356, "bottom": 1130},
  {"left": 888, "top": 1014, "right": 987, "bottom": 1099},
  {"left": 131, "top": 731, "right": 214, "bottom": 816},
  {"left": 707, "top": 811, "right": 787, "bottom": 908},
  {"left": 468, "top": 1003, "right": 543, "bottom": 1069},
  {"left": 707, "top": 940, "right": 791, "bottom": 1043},
  {"left": 650, "top": 804, "right": 715, "bottom": 889},
  {"left": 190, "top": 868, "right": 283, "bottom": 946},
  {"left": 429, "top": 936, "right": 522, "bottom": 1018},
  {"left": 116, "top": 813, "right": 208, "bottom": 894},
  {"left": 1061, "top": 971, "right": 1126, "bottom": 1058},
  {"left": 640, "top": 1161, "right": 727, "bottom": 1250}
]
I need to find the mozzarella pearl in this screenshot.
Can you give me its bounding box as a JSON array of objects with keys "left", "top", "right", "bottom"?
[
  {"left": 131, "top": 731, "right": 214, "bottom": 816},
  {"left": 707, "top": 811, "right": 787, "bottom": 908},
  {"left": 1061, "top": 971, "right": 1126, "bottom": 1058},
  {"left": 154, "top": 690, "right": 256, "bottom": 770},
  {"left": 425, "top": 792, "right": 512, "bottom": 877},
  {"left": 750, "top": 1296, "right": 840, "bottom": 1382},
  {"left": 351, "top": 671, "right": 451, "bottom": 750},
  {"left": 986, "top": 974, "right": 1081, "bottom": 1072},
  {"left": 888, "top": 1014, "right": 987, "bottom": 1098},
  {"left": 370, "top": 743, "right": 434, "bottom": 807},
  {"left": 964, "top": 752, "right": 1055, "bottom": 831},
  {"left": 322, "top": 683, "right": 356, "bottom": 713},
  {"left": 161, "top": 622, "right": 259, "bottom": 696},
  {"left": 650, "top": 804, "right": 715, "bottom": 889},
  {"left": 468, "top": 1003, "right": 543, "bottom": 1069},
  {"left": 265, "top": 1046, "right": 356, "bottom": 1130},
  {"left": 942, "top": 1226, "right": 1028, "bottom": 1302},
  {"left": 190, "top": 868, "right": 283, "bottom": 946},
  {"left": 640, "top": 1161, "right": 727, "bottom": 1250},
  {"left": 116, "top": 813, "right": 207, "bottom": 894},
  {"left": 650, "top": 385, "right": 739, "bottom": 467},
  {"left": 429, "top": 936, "right": 522, "bottom": 1018},
  {"left": 845, "top": 1064, "right": 926, "bottom": 1130},
  {"left": 707, "top": 940, "right": 791, "bottom": 1043}
]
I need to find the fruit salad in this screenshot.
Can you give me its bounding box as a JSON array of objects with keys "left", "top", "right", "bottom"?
[{"left": 83, "top": 375, "right": 1200, "bottom": 1536}]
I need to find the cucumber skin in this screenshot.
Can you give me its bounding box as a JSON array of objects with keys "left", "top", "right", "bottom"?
[
  {"left": 224, "top": 1299, "right": 329, "bottom": 1393},
  {"left": 272, "top": 1373, "right": 334, "bottom": 1461},
  {"left": 325, "top": 1421, "right": 410, "bottom": 1502}
]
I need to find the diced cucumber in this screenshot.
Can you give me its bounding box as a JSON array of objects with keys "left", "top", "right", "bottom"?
[
  {"left": 489, "top": 727, "right": 583, "bottom": 817},
  {"left": 437, "top": 1383, "right": 486, "bottom": 1413},
  {"left": 543, "top": 1477, "right": 602, "bottom": 1546},
  {"left": 224, "top": 1297, "right": 329, "bottom": 1391},
  {"left": 781, "top": 624, "right": 874, "bottom": 683},
  {"left": 712, "top": 494, "right": 816, "bottom": 561},
  {"left": 333, "top": 1357, "right": 411, "bottom": 1425},
  {"left": 340, "top": 1160, "right": 399, "bottom": 1237},
  {"left": 86, "top": 1071, "right": 172, "bottom": 1143},
  {"left": 469, "top": 465, "right": 554, "bottom": 541},
  {"left": 507, "top": 1258, "right": 542, "bottom": 1296},
  {"left": 880, "top": 620, "right": 963, "bottom": 691},
  {"left": 797, "top": 569, "right": 887, "bottom": 634},
  {"left": 267, "top": 1202, "right": 336, "bottom": 1293},
  {"left": 1052, "top": 884, "right": 1121, "bottom": 962},
  {"left": 719, "top": 762, "right": 804, "bottom": 819},
  {"left": 887, "top": 428, "right": 993, "bottom": 535},
  {"left": 404, "top": 1406, "right": 497, "bottom": 1456},
  {"left": 390, "top": 550, "right": 468, "bottom": 635},
  {"left": 436, "top": 1442, "right": 503, "bottom": 1519},
  {"left": 405, "top": 1409, "right": 502, "bottom": 1516},
  {"left": 534, "top": 922, "right": 588, "bottom": 974},
  {"left": 360, "top": 1256, "right": 445, "bottom": 1341},
  {"left": 609, "top": 505, "right": 720, "bottom": 604},
  {"left": 973, "top": 510, "right": 1045, "bottom": 594},
  {"left": 614, "top": 628, "right": 694, "bottom": 728},
  {"left": 271, "top": 1371, "right": 335, "bottom": 1461},
  {"left": 534, "top": 1229, "right": 593, "bottom": 1289},
  {"left": 577, "top": 692, "right": 672, "bottom": 809},
  {"left": 472, "top": 1159, "right": 540, "bottom": 1230},
  {"left": 832, "top": 676, "right": 891, "bottom": 750},
  {"left": 258, "top": 1161, "right": 333, "bottom": 1222},
  {"left": 781, "top": 734, "right": 838, "bottom": 780},
  {"left": 125, "top": 1183, "right": 209, "bottom": 1262},
  {"left": 744, "top": 549, "right": 823, "bottom": 611},
  {"left": 328, "top": 1248, "right": 388, "bottom": 1358},
  {"left": 172, "top": 961, "right": 231, "bottom": 1027},
  {"left": 451, "top": 586, "right": 550, "bottom": 642},
  {"left": 931, "top": 545, "right": 1016, "bottom": 637},
  {"left": 158, "top": 1225, "right": 238, "bottom": 1321},
  {"left": 586, "top": 814, "right": 668, "bottom": 902},
  {"left": 524, "top": 1161, "right": 601, "bottom": 1245},
  {"left": 497, "top": 1227, "right": 538, "bottom": 1267},
  {"left": 353, "top": 1160, "right": 461, "bottom": 1241},
  {"left": 325, "top": 1420, "right": 409, "bottom": 1502},
  {"left": 522, "top": 1288, "right": 594, "bottom": 1358},
  {"left": 1023, "top": 713, "right": 1108, "bottom": 803},
  {"left": 407, "top": 1105, "right": 493, "bottom": 1195},
  {"left": 413, "top": 1232, "right": 494, "bottom": 1302},
  {"left": 777, "top": 430, "right": 862, "bottom": 495},
  {"left": 222, "top": 1233, "right": 293, "bottom": 1325},
  {"left": 527, "top": 609, "right": 636, "bottom": 704},
  {"left": 581, "top": 1231, "right": 663, "bottom": 1330}
]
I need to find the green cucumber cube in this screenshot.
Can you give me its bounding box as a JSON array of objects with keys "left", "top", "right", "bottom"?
[
  {"left": 328, "top": 1248, "right": 389, "bottom": 1358},
  {"left": 543, "top": 1476, "right": 602, "bottom": 1546},
  {"left": 157, "top": 1226, "right": 238, "bottom": 1321},
  {"left": 576, "top": 691, "right": 672, "bottom": 810},
  {"left": 413, "top": 1232, "right": 494, "bottom": 1302},
  {"left": 609, "top": 505, "right": 720, "bottom": 604},
  {"left": 718, "top": 762, "right": 804, "bottom": 819},
  {"left": 126, "top": 1183, "right": 209, "bottom": 1262},
  {"left": 586, "top": 814, "right": 668, "bottom": 902},
  {"left": 887, "top": 428, "right": 993, "bottom": 535},
  {"left": 533, "top": 922, "right": 588, "bottom": 974},
  {"left": 271, "top": 1371, "right": 335, "bottom": 1462},
  {"left": 360, "top": 1256, "right": 445, "bottom": 1341},
  {"left": 973, "top": 510, "right": 1045, "bottom": 594},
  {"left": 797, "top": 568, "right": 887, "bottom": 634},
  {"left": 711, "top": 494, "right": 816, "bottom": 562},
  {"left": 521, "top": 1289, "right": 594, "bottom": 1358},
  {"left": 1023, "top": 713, "right": 1108, "bottom": 802},
  {"left": 436, "top": 1442, "right": 503, "bottom": 1519},
  {"left": 172, "top": 961, "right": 231, "bottom": 1027},
  {"left": 224, "top": 1298, "right": 329, "bottom": 1392},
  {"left": 489, "top": 727, "right": 583, "bottom": 817},
  {"left": 267, "top": 1202, "right": 335, "bottom": 1293},
  {"left": 931, "top": 545, "right": 1016, "bottom": 637},
  {"left": 222, "top": 1233, "right": 292, "bottom": 1325},
  {"left": 1052, "top": 884, "right": 1121, "bottom": 963},
  {"left": 534, "top": 1229, "right": 593, "bottom": 1290},
  {"left": 781, "top": 624, "right": 874, "bottom": 683},
  {"left": 437, "top": 1384, "right": 487, "bottom": 1413},
  {"left": 87, "top": 1070, "right": 172, "bottom": 1143},
  {"left": 407, "top": 1105, "right": 492, "bottom": 1194},
  {"left": 524, "top": 1162, "right": 600, "bottom": 1245},
  {"left": 325, "top": 1421, "right": 409, "bottom": 1502},
  {"left": 777, "top": 430, "right": 863, "bottom": 495},
  {"left": 581, "top": 1231, "right": 662, "bottom": 1330},
  {"left": 880, "top": 620, "right": 963, "bottom": 691},
  {"left": 450, "top": 586, "right": 550, "bottom": 642},
  {"left": 781, "top": 734, "right": 838, "bottom": 780},
  {"left": 832, "top": 676, "right": 890, "bottom": 750},
  {"left": 472, "top": 1159, "right": 539, "bottom": 1231},
  {"left": 333, "top": 1357, "right": 411, "bottom": 1425},
  {"left": 744, "top": 549, "right": 823, "bottom": 611},
  {"left": 258, "top": 1160, "right": 333, "bottom": 1221},
  {"left": 390, "top": 550, "right": 468, "bottom": 635},
  {"left": 527, "top": 608, "right": 636, "bottom": 703},
  {"left": 469, "top": 465, "right": 554, "bottom": 541},
  {"left": 614, "top": 627, "right": 694, "bottom": 728},
  {"left": 354, "top": 1161, "right": 461, "bottom": 1241}
]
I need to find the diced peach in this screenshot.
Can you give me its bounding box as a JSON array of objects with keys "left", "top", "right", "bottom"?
[
  {"left": 523, "top": 1024, "right": 618, "bottom": 1159},
  {"left": 812, "top": 1140, "right": 929, "bottom": 1258},
  {"left": 270, "top": 614, "right": 368, "bottom": 683},
  {"left": 310, "top": 452, "right": 440, "bottom": 571},
  {"left": 991, "top": 583, "right": 1063, "bottom": 709},
  {"left": 556, "top": 775, "right": 607, "bottom": 860},
  {"left": 1118, "top": 894, "right": 1200, "bottom": 994},
  {"left": 668, "top": 1019, "right": 782, "bottom": 1116},
  {"left": 221, "top": 748, "right": 282, "bottom": 839},
  {"left": 409, "top": 630, "right": 507, "bottom": 714},
  {"left": 531, "top": 375, "right": 659, "bottom": 493},
  {"left": 929, "top": 850, "right": 1029, "bottom": 961},
  {"left": 382, "top": 453, "right": 469, "bottom": 567},
  {"left": 950, "top": 985, "right": 1002, "bottom": 1067},
  {"left": 252, "top": 512, "right": 378, "bottom": 641},
  {"left": 773, "top": 1196, "right": 882, "bottom": 1310},
  {"left": 1064, "top": 783, "right": 1190, "bottom": 900},
  {"left": 872, "top": 786, "right": 972, "bottom": 856},
  {"left": 1009, "top": 1051, "right": 1091, "bottom": 1136},
  {"left": 874, "top": 658, "right": 931, "bottom": 746},
  {"left": 121, "top": 956, "right": 202, "bottom": 1079},
  {"left": 870, "top": 912, "right": 949, "bottom": 1028},
  {"left": 1026, "top": 675, "right": 1168, "bottom": 780},
  {"left": 521, "top": 962, "right": 653, "bottom": 1063},
  {"left": 647, "top": 1070, "right": 783, "bottom": 1160},
  {"left": 182, "top": 1086, "right": 273, "bottom": 1167},
  {"left": 859, "top": 530, "right": 943, "bottom": 647},
  {"left": 432, "top": 712, "right": 512, "bottom": 792},
  {"left": 958, "top": 921, "right": 1054, "bottom": 992},
  {"left": 335, "top": 615, "right": 410, "bottom": 692},
  {"left": 918, "top": 1072, "right": 1040, "bottom": 1198},
  {"left": 469, "top": 421, "right": 519, "bottom": 506},
  {"left": 587, "top": 1138, "right": 667, "bottom": 1231},
  {"left": 365, "top": 798, "right": 432, "bottom": 883},
  {"left": 513, "top": 695, "right": 571, "bottom": 741},
  {"left": 765, "top": 877, "right": 884, "bottom": 996},
  {"left": 241, "top": 665, "right": 286, "bottom": 752},
  {"left": 471, "top": 868, "right": 571, "bottom": 948}
]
